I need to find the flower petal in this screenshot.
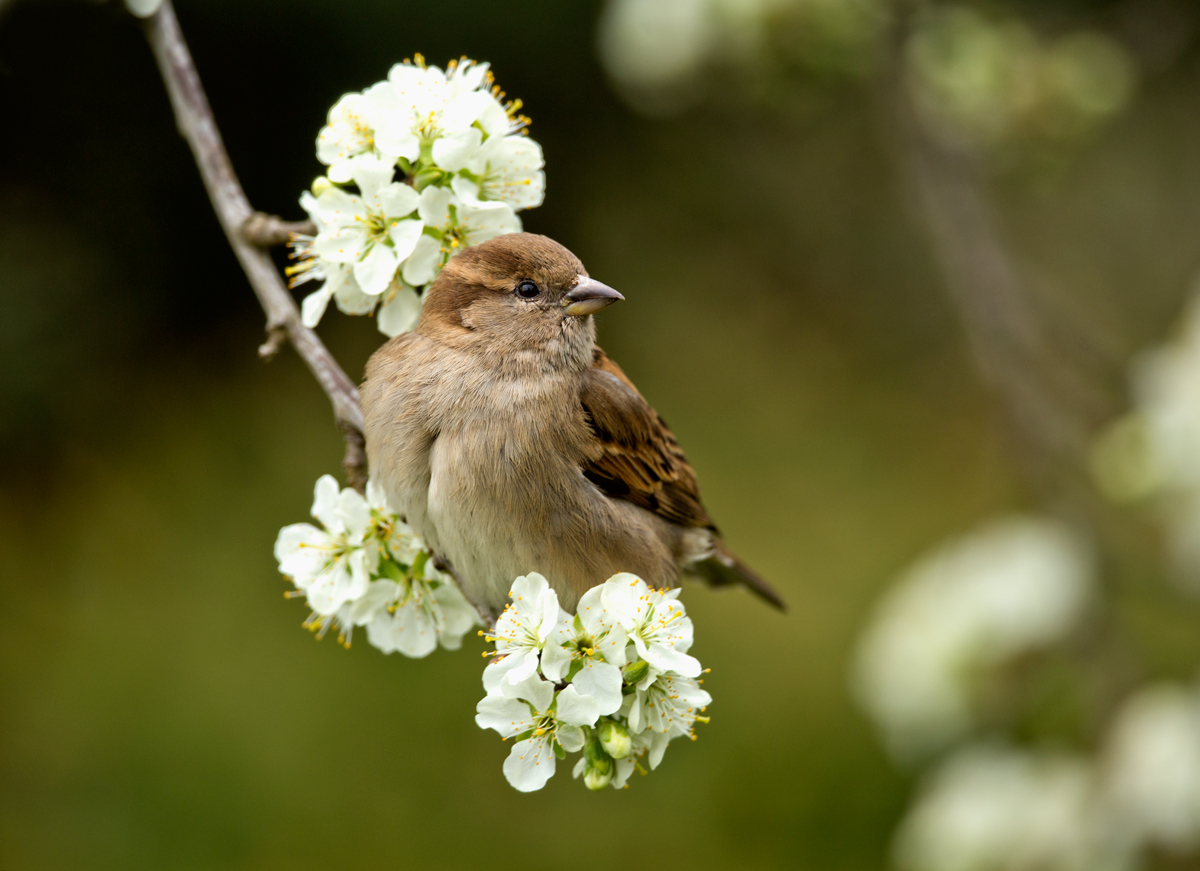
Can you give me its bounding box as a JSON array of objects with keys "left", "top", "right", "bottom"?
[
  {"left": 274, "top": 523, "right": 331, "bottom": 583},
  {"left": 502, "top": 736, "right": 556, "bottom": 792},
  {"left": 555, "top": 684, "right": 600, "bottom": 727},
  {"left": 418, "top": 185, "right": 456, "bottom": 229},
  {"left": 300, "top": 284, "right": 335, "bottom": 328},
  {"left": 353, "top": 243, "right": 398, "bottom": 297},
  {"left": 311, "top": 475, "right": 341, "bottom": 529},
  {"left": 314, "top": 188, "right": 366, "bottom": 228},
  {"left": 379, "top": 183, "right": 420, "bottom": 219},
  {"left": 539, "top": 635, "right": 574, "bottom": 683},
  {"left": 475, "top": 695, "right": 535, "bottom": 737},
  {"left": 335, "top": 486, "right": 371, "bottom": 536},
  {"left": 313, "top": 228, "right": 368, "bottom": 264},
  {"left": 557, "top": 724, "right": 586, "bottom": 753},
  {"left": 332, "top": 273, "right": 376, "bottom": 315},
  {"left": 432, "top": 581, "right": 480, "bottom": 648},
  {"left": 346, "top": 580, "right": 399, "bottom": 625},
  {"left": 387, "top": 219, "right": 424, "bottom": 263},
  {"left": 376, "top": 284, "right": 423, "bottom": 337},
  {"left": 350, "top": 155, "right": 397, "bottom": 205},
  {"left": 451, "top": 174, "right": 484, "bottom": 207},
  {"left": 440, "top": 91, "right": 494, "bottom": 133},
  {"left": 401, "top": 234, "right": 442, "bottom": 286},
  {"left": 570, "top": 660, "right": 624, "bottom": 716},
  {"left": 432, "top": 127, "right": 483, "bottom": 173}
]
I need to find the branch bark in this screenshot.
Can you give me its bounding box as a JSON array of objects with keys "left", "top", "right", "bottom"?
[
  {"left": 141, "top": 0, "right": 366, "bottom": 491},
  {"left": 873, "top": 15, "right": 1111, "bottom": 502},
  {"left": 242, "top": 212, "right": 318, "bottom": 248}
]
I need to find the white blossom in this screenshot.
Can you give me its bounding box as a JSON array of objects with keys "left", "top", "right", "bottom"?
[
  {"left": 274, "top": 475, "right": 375, "bottom": 617},
  {"left": 316, "top": 93, "right": 378, "bottom": 182},
  {"left": 893, "top": 746, "right": 1104, "bottom": 871},
  {"left": 453, "top": 135, "right": 545, "bottom": 211},
  {"left": 309, "top": 155, "right": 423, "bottom": 297},
  {"left": 475, "top": 674, "right": 595, "bottom": 792},
  {"left": 852, "top": 515, "right": 1093, "bottom": 760},
  {"left": 623, "top": 667, "right": 712, "bottom": 741},
  {"left": 276, "top": 475, "right": 478, "bottom": 654},
  {"left": 599, "top": 573, "right": 701, "bottom": 677},
  {"left": 540, "top": 583, "right": 628, "bottom": 715},
  {"left": 288, "top": 192, "right": 374, "bottom": 326},
  {"left": 477, "top": 572, "right": 712, "bottom": 792},
  {"left": 482, "top": 572, "right": 570, "bottom": 693},
  {"left": 1099, "top": 683, "right": 1200, "bottom": 854},
  {"left": 401, "top": 187, "right": 520, "bottom": 287},
  {"left": 370, "top": 60, "right": 510, "bottom": 167},
  {"left": 361, "top": 569, "right": 478, "bottom": 658},
  {"left": 297, "top": 57, "right": 539, "bottom": 335}
]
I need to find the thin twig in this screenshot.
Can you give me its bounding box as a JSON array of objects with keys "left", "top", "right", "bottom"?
[
  {"left": 242, "top": 212, "right": 317, "bottom": 248},
  {"left": 873, "top": 15, "right": 1107, "bottom": 502},
  {"left": 140, "top": 0, "right": 366, "bottom": 488},
  {"left": 138, "top": 0, "right": 492, "bottom": 625}
]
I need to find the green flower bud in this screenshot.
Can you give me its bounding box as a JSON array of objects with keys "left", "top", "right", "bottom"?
[
  {"left": 584, "top": 734, "right": 613, "bottom": 773},
  {"left": 311, "top": 176, "right": 332, "bottom": 196},
  {"left": 597, "top": 718, "right": 632, "bottom": 760},
  {"left": 584, "top": 765, "right": 613, "bottom": 791},
  {"left": 412, "top": 166, "right": 446, "bottom": 191},
  {"left": 622, "top": 659, "right": 650, "bottom": 686}
]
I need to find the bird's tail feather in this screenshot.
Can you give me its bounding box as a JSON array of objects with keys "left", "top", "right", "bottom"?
[{"left": 687, "top": 544, "right": 786, "bottom": 611}]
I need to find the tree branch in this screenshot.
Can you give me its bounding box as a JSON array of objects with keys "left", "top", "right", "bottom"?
[
  {"left": 136, "top": 0, "right": 495, "bottom": 625},
  {"left": 873, "top": 16, "right": 1112, "bottom": 504},
  {"left": 140, "top": 0, "right": 366, "bottom": 490},
  {"left": 242, "top": 211, "right": 318, "bottom": 248}
]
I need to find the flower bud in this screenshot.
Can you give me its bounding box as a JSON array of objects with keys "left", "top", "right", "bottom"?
[
  {"left": 311, "top": 176, "right": 333, "bottom": 196},
  {"left": 598, "top": 718, "right": 632, "bottom": 760},
  {"left": 412, "top": 167, "right": 447, "bottom": 191},
  {"left": 584, "top": 734, "right": 613, "bottom": 773},
  {"left": 622, "top": 659, "right": 650, "bottom": 686},
  {"left": 584, "top": 765, "right": 613, "bottom": 791}
]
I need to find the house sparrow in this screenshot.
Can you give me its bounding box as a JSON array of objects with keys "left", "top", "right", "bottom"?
[{"left": 361, "top": 233, "right": 783, "bottom": 618}]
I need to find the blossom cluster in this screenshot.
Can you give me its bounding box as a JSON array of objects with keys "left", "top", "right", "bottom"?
[
  {"left": 274, "top": 475, "right": 479, "bottom": 656},
  {"left": 853, "top": 512, "right": 1200, "bottom": 870},
  {"left": 1092, "top": 287, "right": 1200, "bottom": 592},
  {"left": 894, "top": 682, "right": 1200, "bottom": 871},
  {"left": 598, "top": 0, "right": 886, "bottom": 111},
  {"left": 474, "top": 572, "right": 711, "bottom": 792},
  {"left": 906, "top": 6, "right": 1135, "bottom": 153},
  {"left": 852, "top": 515, "right": 1093, "bottom": 761},
  {"left": 289, "top": 57, "right": 545, "bottom": 337}
]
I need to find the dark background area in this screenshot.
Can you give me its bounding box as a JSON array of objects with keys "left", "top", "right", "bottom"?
[{"left": 4, "top": 0, "right": 1200, "bottom": 867}]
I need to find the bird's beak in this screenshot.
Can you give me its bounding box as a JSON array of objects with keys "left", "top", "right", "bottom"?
[{"left": 563, "top": 277, "right": 624, "bottom": 317}]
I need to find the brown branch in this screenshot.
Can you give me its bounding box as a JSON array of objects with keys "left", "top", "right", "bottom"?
[
  {"left": 138, "top": 0, "right": 493, "bottom": 627},
  {"left": 872, "top": 17, "right": 1111, "bottom": 504},
  {"left": 242, "top": 212, "right": 317, "bottom": 248},
  {"left": 140, "top": 0, "right": 365, "bottom": 489}
]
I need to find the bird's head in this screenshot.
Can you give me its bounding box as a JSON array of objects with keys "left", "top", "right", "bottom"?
[{"left": 418, "top": 233, "right": 623, "bottom": 364}]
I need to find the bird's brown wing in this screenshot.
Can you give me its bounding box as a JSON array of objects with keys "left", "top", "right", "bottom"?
[
  {"left": 580, "top": 348, "right": 714, "bottom": 530},
  {"left": 580, "top": 347, "right": 786, "bottom": 610}
]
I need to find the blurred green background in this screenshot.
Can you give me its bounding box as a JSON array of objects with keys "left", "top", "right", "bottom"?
[{"left": 4, "top": 0, "right": 1200, "bottom": 868}]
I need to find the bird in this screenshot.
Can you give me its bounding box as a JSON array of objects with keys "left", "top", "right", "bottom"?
[{"left": 361, "top": 232, "right": 783, "bottom": 619}]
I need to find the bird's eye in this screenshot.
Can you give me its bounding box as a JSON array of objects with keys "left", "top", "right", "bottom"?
[{"left": 515, "top": 280, "right": 540, "bottom": 300}]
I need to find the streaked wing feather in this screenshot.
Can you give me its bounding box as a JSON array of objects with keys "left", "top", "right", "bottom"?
[{"left": 580, "top": 348, "right": 714, "bottom": 530}]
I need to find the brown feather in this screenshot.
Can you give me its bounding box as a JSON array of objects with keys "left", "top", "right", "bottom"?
[
  {"left": 580, "top": 347, "right": 785, "bottom": 610},
  {"left": 580, "top": 348, "right": 714, "bottom": 531}
]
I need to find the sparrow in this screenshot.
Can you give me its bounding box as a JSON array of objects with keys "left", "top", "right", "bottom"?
[{"left": 361, "top": 232, "right": 783, "bottom": 619}]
